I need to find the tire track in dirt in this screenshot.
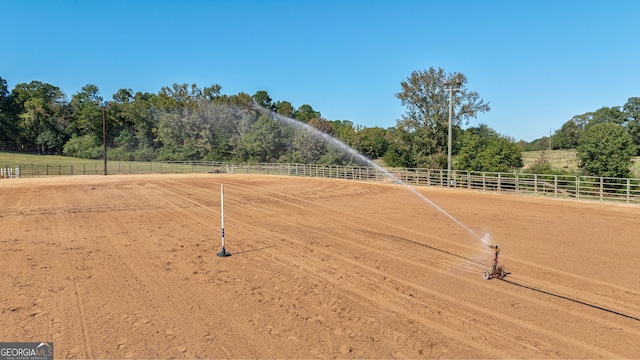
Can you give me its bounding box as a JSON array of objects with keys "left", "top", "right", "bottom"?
[
  {"left": 149, "top": 178, "right": 629, "bottom": 358},
  {"left": 142, "top": 181, "right": 498, "bottom": 357},
  {"left": 226, "top": 179, "right": 640, "bottom": 316},
  {"left": 186, "top": 177, "right": 636, "bottom": 358},
  {"left": 121, "top": 182, "right": 286, "bottom": 357},
  {"left": 3, "top": 184, "right": 97, "bottom": 359},
  {"left": 231, "top": 213, "right": 626, "bottom": 358},
  {"left": 6, "top": 175, "right": 636, "bottom": 358},
  {"left": 30, "top": 181, "right": 221, "bottom": 358},
  {"left": 61, "top": 245, "right": 94, "bottom": 359}
]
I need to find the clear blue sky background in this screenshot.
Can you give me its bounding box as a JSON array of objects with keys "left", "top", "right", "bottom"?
[{"left": 2, "top": 0, "right": 638, "bottom": 142}]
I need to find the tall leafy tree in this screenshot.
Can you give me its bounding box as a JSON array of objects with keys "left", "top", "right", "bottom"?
[
  {"left": 285, "top": 128, "right": 327, "bottom": 164},
  {"left": 294, "top": 104, "right": 320, "bottom": 123},
  {"left": 577, "top": 123, "right": 635, "bottom": 177},
  {"left": 68, "top": 84, "right": 103, "bottom": 136},
  {"left": 395, "top": 67, "right": 490, "bottom": 168},
  {"left": 202, "top": 84, "right": 222, "bottom": 101},
  {"left": 12, "top": 81, "right": 67, "bottom": 153},
  {"left": 156, "top": 83, "right": 205, "bottom": 111},
  {"left": 586, "top": 106, "right": 627, "bottom": 128},
  {"left": 455, "top": 124, "right": 522, "bottom": 172},
  {"left": 275, "top": 100, "right": 294, "bottom": 118},
  {"left": 252, "top": 90, "right": 275, "bottom": 111},
  {"left": 623, "top": 97, "right": 640, "bottom": 155},
  {"left": 383, "top": 127, "right": 418, "bottom": 168},
  {"left": 352, "top": 126, "right": 389, "bottom": 160},
  {"left": 552, "top": 114, "right": 588, "bottom": 149},
  {"left": 240, "top": 114, "right": 291, "bottom": 162},
  {"left": 330, "top": 120, "right": 356, "bottom": 145},
  {"left": 308, "top": 117, "right": 334, "bottom": 135},
  {"left": 0, "top": 77, "right": 20, "bottom": 149}
]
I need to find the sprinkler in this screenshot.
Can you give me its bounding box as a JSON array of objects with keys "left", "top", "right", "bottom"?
[{"left": 482, "top": 245, "right": 505, "bottom": 280}]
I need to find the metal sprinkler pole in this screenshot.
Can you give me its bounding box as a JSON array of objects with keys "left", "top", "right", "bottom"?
[
  {"left": 221, "top": 184, "right": 224, "bottom": 247},
  {"left": 217, "top": 184, "right": 230, "bottom": 257}
]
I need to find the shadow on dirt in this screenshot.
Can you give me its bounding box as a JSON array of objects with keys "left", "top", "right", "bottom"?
[{"left": 502, "top": 279, "right": 640, "bottom": 322}]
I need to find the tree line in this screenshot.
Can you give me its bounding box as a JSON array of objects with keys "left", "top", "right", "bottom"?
[
  {"left": 521, "top": 97, "right": 639, "bottom": 178},
  {"left": 1, "top": 69, "right": 636, "bottom": 177},
  {"left": 0, "top": 70, "right": 517, "bottom": 170}
]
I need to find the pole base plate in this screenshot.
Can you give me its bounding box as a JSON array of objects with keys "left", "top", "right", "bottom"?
[{"left": 217, "top": 248, "right": 231, "bottom": 257}]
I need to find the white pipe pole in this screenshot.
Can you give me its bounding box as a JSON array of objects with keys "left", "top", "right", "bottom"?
[
  {"left": 221, "top": 184, "right": 225, "bottom": 249},
  {"left": 217, "top": 184, "right": 230, "bottom": 257}
]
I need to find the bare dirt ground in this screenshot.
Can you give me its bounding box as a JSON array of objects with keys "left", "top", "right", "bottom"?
[{"left": 1, "top": 174, "right": 639, "bottom": 359}]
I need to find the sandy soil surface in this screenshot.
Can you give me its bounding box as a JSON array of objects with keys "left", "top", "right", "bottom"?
[{"left": 1, "top": 174, "right": 639, "bottom": 359}]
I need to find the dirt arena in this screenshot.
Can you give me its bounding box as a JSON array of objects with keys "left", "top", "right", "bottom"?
[{"left": 1, "top": 174, "right": 639, "bottom": 359}]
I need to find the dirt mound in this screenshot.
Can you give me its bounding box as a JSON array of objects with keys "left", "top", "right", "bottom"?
[{"left": 1, "top": 174, "right": 639, "bottom": 358}]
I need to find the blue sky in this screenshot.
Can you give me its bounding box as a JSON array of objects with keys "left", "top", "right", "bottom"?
[{"left": 2, "top": 0, "right": 638, "bottom": 141}]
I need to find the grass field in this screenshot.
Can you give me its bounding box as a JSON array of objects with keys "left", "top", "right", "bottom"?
[
  {"left": 522, "top": 149, "right": 640, "bottom": 177},
  {"left": 2, "top": 150, "right": 640, "bottom": 178},
  {"left": 0, "top": 152, "right": 96, "bottom": 166},
  {"left": 0, "top": 152, "right": 219, "bottom": 177},
  {"left": 521, "top": 150, "right": 578, "bottom": 173}
]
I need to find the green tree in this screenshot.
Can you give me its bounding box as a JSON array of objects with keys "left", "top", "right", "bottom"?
[
  {"left": 63, "top": 133, "right": 101, "bottom": 159},
  {"left": 352, "top": 126, "right": 388, "bottom": 160},
  {"left": 623, "top": 97, "right": 640, "bottom": 155},
  {"left": 552, "top": 116, "right": 585, "bottom": 149},
  {"left": 330, "top": 120, "right": 356, "bottom": 144},
  {"left": 395, "top": 67, "right": 490, "bottom": 168},
  {"left": 455, "top": 124, "right": 523, "bottom": 172},
  {"left": 285, "top": 128, "right": 326, "bottom": 164},
  {"left": 383, "top": 127, "right": 418, "bottom": 168},
  {"left": 202, "top": 84, "right": 222, "bottom": 101},
  {"left": 68, "top": 84, "right": 103, "bottom": 137},
  {"left": 156, "top": 83, "right": 213, "bottom": 111},
  {"left": 241, "top": 115, "right": 291, "bottom": 162},
  {"left": 586, "top": 106, "right": 627, "bottom": 128},
  {"left": 294, "top": 104, "right": 321, "bottom": 123},
  {"left": 252, "top": 90, "right": 275, "bottom": 111},
  {"left": 12, "top": 81, "right": 67, "bottom": 153},
  {"left": 577, "top": 123, "right": 635, "bottom": 177},
  {"left": 275, "top": 100, "right": 294, "bottom": 118},
  {"left": 308, "top": 117, "right": 334, "bottom": 135},
  {"left": 0, "top": 77, "right": 20, "bottom": 149}
]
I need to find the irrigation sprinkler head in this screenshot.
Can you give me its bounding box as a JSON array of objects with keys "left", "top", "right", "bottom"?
[
  {"left": 217, "top": 247, "right": 231, "bottom": 257},
  {"left": 482, "top": 244, "right": 506, "bottom": 280}
]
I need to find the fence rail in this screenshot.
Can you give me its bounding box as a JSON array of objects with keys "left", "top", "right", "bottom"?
[{"left": 3, "top": 162, "right": 639, "bottom": 204}]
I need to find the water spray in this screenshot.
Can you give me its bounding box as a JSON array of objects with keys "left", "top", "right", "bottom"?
[
  {"left": 251, "top": 102, "right": 492, "bottom": 244},
  {"left": 251, "top": 102, "right": 504, "bottom": 277},
  {"left": 217, "top": 184, "right": 231, "bottom": 257}
]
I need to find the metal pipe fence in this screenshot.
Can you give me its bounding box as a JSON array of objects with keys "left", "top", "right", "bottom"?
[{"left": 3, "top": 161, "right": 639, "bottom": 204}]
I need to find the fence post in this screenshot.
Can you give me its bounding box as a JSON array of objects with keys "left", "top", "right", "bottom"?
[
  {"left": 498, "top": 173, "right": 501, "bottom": 191},
  {"left": 600, "top": 177, "right": 604, "bottom": 201},
  {"left": 627, "top": 178, "right": 631, "bottom": 203}
]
